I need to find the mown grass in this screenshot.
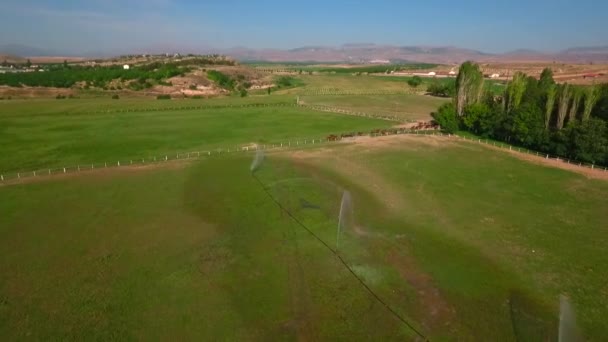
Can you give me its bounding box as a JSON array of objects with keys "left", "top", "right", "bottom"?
[
  {"left": 300, "top": 94, "right": 449, "bottom": 121},
  {"left": 1, "top": 139, "right": 605, "bottom": 340},
  {"left": 276, "top": 74, "right": 417, "bottom": 94},
  {"left": 0, "top": 101, "right": 391, "bottom": 173},
  {"left": 0, "top": 94, "right": 296, "bottom": 115},
  {"left": 0, "top": 155, "right": 416, "bottom": 340},
  {"left": 289, "top": 138, "right": 608, "bottom": 340}
]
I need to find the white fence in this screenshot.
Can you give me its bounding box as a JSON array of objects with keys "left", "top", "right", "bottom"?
[
  {"left": 452, "top": 135, "right": 608, "bottom": 173},
  {"left": 3, "top": 130, "right": 605, "bottom": 185},
  {"left": 300, "top": 88, "right": 417, "bottom": 96}
]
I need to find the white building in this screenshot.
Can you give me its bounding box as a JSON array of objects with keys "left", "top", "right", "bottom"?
[
  {"left": 490, "top": 73, "right": 500, "bottom": 79},
  {"left": 428, "top": 71, "right": 437, "bottom": 76},
  {"left": 123, "top": 65, "right": 130, "bottom": 70},
  {"left": 369, "top": 59, "right": 390, "bottom": 64}
]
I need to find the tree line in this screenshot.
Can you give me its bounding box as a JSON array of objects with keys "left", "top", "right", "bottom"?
[
  {"left": 432, "top": 62, "right": 608, "bottom": 165},
  {"left": 0, "top": 63, "right": 189, "bottom": 89}
]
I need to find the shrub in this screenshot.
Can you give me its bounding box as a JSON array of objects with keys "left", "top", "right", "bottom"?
[
  {"left": 55, "top": 94, "right": 66, "bottom": 99},
  {"left": 240, "top": 89, "right": 248, "bottom": 97},
  {"left": 157, "top": 94, "right": 171, "bottom": 100},
  {"left": 207, "top": 70, "right": 235, "bottom": 90},
  {"left": 407, "top": 76, "right": 423, "bottom": 88},
  {"left": 431, "top": 103, "right": 459, "bottom": 133},
  {"left": 189, "top": 84, "right": 197, "bottom": 90},
  {"left": 191, "top": 95, "right": 203, "bottom": 99},
  {"left": 112, "top": 94, "right": 120, "bottom": 100}
]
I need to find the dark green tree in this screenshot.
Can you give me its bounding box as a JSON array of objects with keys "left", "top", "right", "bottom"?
[
  {"left": 564, "top": 118, "right": 608, "bottom": 164},
  {"left": 431, "top": 103, "right": 459, "bottom": 133},
  {"left": 511, "top": 103, "right": 545, "bottom": 147},
  {"left": 407, "top": 76, "right": 422, "bottom": 88},
  {"left": 462, "top": 102, "right": 491, "bottom": 134}
]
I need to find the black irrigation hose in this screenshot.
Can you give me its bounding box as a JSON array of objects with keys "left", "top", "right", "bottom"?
[{"left": 252, "top": 173, "right": 429, "bottom": 341}]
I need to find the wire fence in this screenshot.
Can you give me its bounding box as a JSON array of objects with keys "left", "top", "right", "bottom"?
[
  {"left": 2, "top": 129, "right": 605, "bottom": 185},
  {"left": 453, "top": 134, "right": 608, "bottom": 172},
  {"left": 300, "top": 89, "right": 417, "bottom": 96},
  {"left": 298, "top": 103, "right": 413, "bottom": 122},
  {"left": 0, "top": 130, "right": 444, "bottom": 184}
]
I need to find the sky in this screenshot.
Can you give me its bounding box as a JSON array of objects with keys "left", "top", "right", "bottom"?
[{"left": 1, "top": 0, "right": 607, "bottom": 55}]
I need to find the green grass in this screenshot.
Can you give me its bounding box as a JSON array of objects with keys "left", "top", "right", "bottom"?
[
  {"left": 1, "top": 139, "right": 606, "bottom": 340},
  {"left": 296, "top": 64, "right": 438, "bottom": 74},
  {"left": 276, "top": 74, "right": 417, "bottom": 95},
  {"left": 300, "top": 94, "right": 449, "bottom": 121},
  {"left": 372, "top": 75, "right": 506, "bottom": 95},
  {"left": 288, "top": 138, "right": 608, "bottom": 340},
  {"left": 0, "top": 156, "right": 416, "bottom": 340},
  {"left": 0, "top": 99, "right": 392, "bottom": 173},
  {"left": 0, "top": 94, "right": 296, "bottom": 115}
]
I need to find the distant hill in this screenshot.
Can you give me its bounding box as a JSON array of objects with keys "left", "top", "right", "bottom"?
[
  {"left": 561, "top": 46, "right": 608, "bottom": 54},
  {"left": 2, "top": 43, "right": 608, "bottom": 64},
  {"left": 225, "top": 44, "right": 608, "bottom": 64}
]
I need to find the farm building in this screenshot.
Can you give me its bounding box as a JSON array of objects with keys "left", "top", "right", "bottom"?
[
  {"left": 428, "top": 71, "right": 437, "bottom": 76},
  {"left": 123, "top": 65, "right": 130, "bottom": 70},
  {"left": 490, "top": 73, "right": 500, "bottom": 78}
]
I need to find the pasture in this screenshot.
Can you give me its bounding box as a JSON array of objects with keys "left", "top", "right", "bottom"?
[
  {"left": 299, "top": 94, "right": 449, "bottom": 121},
  {"left": 0, "top": 96, "right": 392, "bottom": 173},
  {"left": 1, "top": 136, "right": 606, "bottom": 340},
  {"left": 1, "top": 70, "right": 606, "bottom": 340}
]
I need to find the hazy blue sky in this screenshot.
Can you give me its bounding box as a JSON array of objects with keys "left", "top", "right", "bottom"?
[{"left": 1, "top": 0, "right": 607, "bottom": 54}]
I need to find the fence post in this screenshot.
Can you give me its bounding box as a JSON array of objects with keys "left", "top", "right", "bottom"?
[
  {"left": 165, "top": 156, "right": 168, "bottom": 161},
  {"left": 64, "top": 168, "right": 66, "bottom": 173},
  {"left": 18, "top": 173, "right": 20, "bottom": 179},
  {"left": 0, "top": 175, "right": 3, "bottom": 181},
  {"left": 48, "top": 169, "right": 51, "bottom": 175},
  {"left": 592, "top": 164, "right": 594, "bottom": 169},
  {"left": 33, "top": 171, "right": 36, "bottom": 177},
  {"left": 118, "top": 161, "right": 120, "bottom": 166},
  {"left": 105, "top": 162, "right": 107, "bottom": 168},
  {"left": 78, "top": 165, "right": 80, "bottom": 172}
]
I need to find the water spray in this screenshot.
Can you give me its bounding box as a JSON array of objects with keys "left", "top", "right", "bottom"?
[
  {"left": 337, "top": 190, "right": 352, "bottom": 251},
  {"left": 559, "top": 295, "right": 583, "bottom": 342},
  {"left": 250, "top": 149, "right": 264, "bottom": 173}
]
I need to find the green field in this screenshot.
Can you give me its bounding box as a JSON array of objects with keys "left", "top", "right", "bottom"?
[
  {"left": 0, "top": 97, "right": 392, "bottom": 173},
  {"left": 300, "top": 94, "right": 450, "bottom": 121},
  {"left": 1, "top": 69, "right": 606, "bottom": 340},
  {"left": 1, "top": 137, "right": 606, "bottom": 340},
  {"left": 276, "top": 74, "right": 421, "bottom": 95}
]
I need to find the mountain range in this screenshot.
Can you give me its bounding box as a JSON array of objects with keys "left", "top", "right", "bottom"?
[{"left": 2, "top": 43, "right": 608, "bottom": 64}]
